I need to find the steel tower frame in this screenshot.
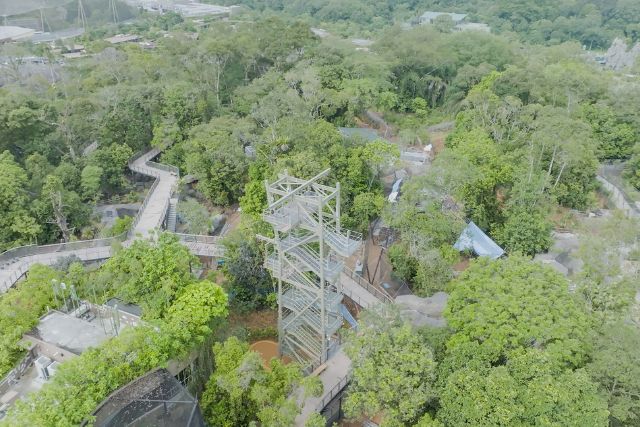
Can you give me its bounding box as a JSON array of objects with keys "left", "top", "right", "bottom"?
[{"left": 259, "top": 169, "right": 361, "bottom": 367}]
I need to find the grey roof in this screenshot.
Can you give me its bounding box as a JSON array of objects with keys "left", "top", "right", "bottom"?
[
  {"left": 91, "top": 368, "right": 204, "bottom": 427},
  {"left": 339, "top": 127, "right": 381, "bottom": 142},
  {"left": 27, "top": 311, "right": 111, "bottom": 355},
  {"left": 0, "top": 26, "right": 34, "bottom": 41},
  {"left": 31, "top": 28, "right": 85, "bottom": 43},
  {"left": 454, "top": 221, "right": 504, "bottom": 259},
  {"left": 105, "top": 298, "right": 142, "bottom": 317},
  {"left": 420, "top": 11, "right": 468, "bottom": 23},
  {"left": 351, "top": 38, "right": 373, "bottom": 47}
]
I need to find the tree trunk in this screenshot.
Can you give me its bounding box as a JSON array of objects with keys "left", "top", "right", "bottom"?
[
  {"left": 50, "top": 191, "right": 71, "bottom": 242},
  {"left": 553, "top": 161, "right": 567, "bottom": 188}
]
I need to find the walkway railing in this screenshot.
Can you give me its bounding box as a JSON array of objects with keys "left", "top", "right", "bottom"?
[
  {"left": 343, "top": 266, "right": 393, "bottom": 304},
  {"left": 597, "top": 165, "right": 640, "bottom": 218},
  {"left": 317, "top": 373, "right": 351, "bottom": 411},
  {"left": 174, "top": 233, "right": 223, "bottom": 245},
  {"left": 0, "top": 144, "right": 223, "bottom": 291},
  {"left": 0, "top": 151, "right": 167, "bottom": 271},
  {"left": 0, "top": 234, "right": 128, "bottom": 268}
]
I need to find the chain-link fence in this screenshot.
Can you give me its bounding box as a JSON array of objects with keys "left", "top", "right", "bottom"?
[{"left": 89, "top": 368, "right": 204, "bottom": 427}]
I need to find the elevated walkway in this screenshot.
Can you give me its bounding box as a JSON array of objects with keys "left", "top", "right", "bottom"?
[
  {"left": 341, "top": 267, "right": 393, "bottom": 308},
  {"left": 0, "top": 148, "right": 225, "bottom": 292},
  {"left": 295, "top": 349, "right": 351, "bottom": 426}
]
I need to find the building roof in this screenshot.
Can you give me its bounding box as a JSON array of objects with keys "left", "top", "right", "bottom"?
[
  {"left": 338, "top": 127, "right": 380, "bottom": 142},
  {"left": 454, "top": 221, "right": 505, "bottom": 259},
  {"left": 311, "top": 28, "right": 330, "bottom": 38},
  {"left": 456, "top": 22, "right": 491, "bottom": 32},
  {"left": 90, "top": 368, "right": 204, "bottom": 427},
  {"left": 172, "top": 3, "right": 230, "bottom": 17},
  {"left": 351, "top": 38, "right": 373, "bottom": 47},
  {"left": 25, "top": 311, "right": 111, "bottom": 355},
  {"left": 105, "top": 34, "right": 140, "bottom": 44},
  {"left": 105, "top": 298, "right": 142, "bottom": 318},
  {"left": 31, "top": 28, "right": 85, "bottom": 43},
  {"left": 0, "top": 26, "right": 35, "bottom": 42},
  {"left": 420, "top": 11, "right": 467, "bottom": 23}
]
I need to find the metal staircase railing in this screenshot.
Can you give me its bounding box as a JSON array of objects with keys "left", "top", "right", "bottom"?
[
  {"left": 263, "top": 204, "right": 300, "bottom": 232},
  {"left": 265, "top": 254, "right": 319, "bottom": 290},
  {"left": 285, "top": 246, "right": 343, "bottom": 283},
  {"left": 166, "top": 199, "right": 178, "bottom": 232},
  {"left": 261, "top": 171, "right": 368, "bottom": 367},
  {"left": 287, "top": 323, "right": 322, "bottom": 359},
  {"left": 298, "top": 208, "right": 362, "bottom": 257},
  {"left": 281, "top": 288, "right": 342, "bottom": 330}
]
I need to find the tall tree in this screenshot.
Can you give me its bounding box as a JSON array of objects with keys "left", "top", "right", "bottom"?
[
  {"left": 444, "top": 256, "right": 592, "bottom": 369},
  {"left": 200, "top": 337, "right": 321, "bottom": 427},
  {"left": 344, "top": 307, "right": 437, "bottom": 425},
  {"left": 0, "top": 151, "right": 40, "bottom": 250},
  {"left": 588, "top": 322, "right": 640, "bottom": 426},
  {"left": 94, "top": 233, "right": 198, "bottom": 319}
]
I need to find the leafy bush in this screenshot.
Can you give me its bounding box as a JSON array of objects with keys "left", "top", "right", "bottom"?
[{"left": 0, "top": 265, "right": 59, "bottom": 378}]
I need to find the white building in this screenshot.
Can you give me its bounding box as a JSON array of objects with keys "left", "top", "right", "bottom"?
[{"left": 419, "top": 12, "right": 467, "bottom": 25}]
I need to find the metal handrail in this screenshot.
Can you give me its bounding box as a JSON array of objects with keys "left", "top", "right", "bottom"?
[
  {"left": 0, "top": 146, "right": 177, "bottom": 273},
  {"left": 0, "top": 149, "right": 167, "bottom": 266},
  {"left": 0, "top": 232, "right": 129, "bottom": 267},
  {"left": 317, "top": 372, "right": 351, "bottom": 410},
  {"left": 343, "top": 266, "right": 393, "bottom": 304},
  {"left": 174, "top": 233, "right": 224, "bottom": 245}
]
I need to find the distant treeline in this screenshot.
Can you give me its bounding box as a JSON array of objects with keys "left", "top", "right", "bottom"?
[{"left": 223, "top": 0, "right": 640, "bottom": 48}]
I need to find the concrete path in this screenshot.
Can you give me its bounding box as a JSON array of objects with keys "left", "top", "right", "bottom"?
[
  {"left": 340, "top": 265, "right": 394, "bottom": 307},
  {"left": 340, "top": 271, "right": 387, "bottom": 308},
  {"left": 295, "top": 348, "right": 351, "bottom": 426},
  {"left": 129, "top": 150, "right": 179, "bottom": 237}
]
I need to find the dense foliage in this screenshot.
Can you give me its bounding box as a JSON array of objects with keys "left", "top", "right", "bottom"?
[
  {"left": 344, "top": 308, "right": 437, "bottom": 424},
  {"left": 345, "top": 256, "right": 627, "bottom": 426},
  {"left": 2, "top": 3, "right": 640, "bottom": 426},
  {"left": 1, "top": 279, "right": 228, "bottom": 426},
  {"left": 0, "top": 265, "right": 60, "bottom": 378},
  {"left": 224, "top": 0, "right": 640, "bottom": 47},
  {"left": 200, "top": 337, "right": 321, "bottom": 427},
  {"left": 222, "top": 230, "right": 273, "bottom": 311},
  {"left": 92, "top": 232, "right": 198, "bottom": 319}
]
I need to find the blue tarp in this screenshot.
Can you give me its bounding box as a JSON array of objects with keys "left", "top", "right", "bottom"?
[
  {"left": 454, "top": 221, "right": 505, "bottom": 259},
  {"left": 340, "top": 304, "right": 358, "bottom": 331}
]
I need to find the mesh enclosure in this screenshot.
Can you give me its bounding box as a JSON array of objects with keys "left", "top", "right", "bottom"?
[{"left": 90, "top": 369, "right": 204, "bottom": 427}]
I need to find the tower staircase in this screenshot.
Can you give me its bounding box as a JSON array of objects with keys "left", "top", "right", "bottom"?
[
  {"left": 166, "top": 198, "right": 178, "bottom": 232},
  {"left": 260, "top": 169, "right": 362, "bottom": 368}
]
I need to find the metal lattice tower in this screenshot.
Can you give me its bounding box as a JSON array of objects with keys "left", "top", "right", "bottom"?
[
  {"left": 77, "top": 0, "right": 87, "bottom": 30},
  {"left": 259, "top": 169, "right": 362, "bottom": 367},
  {"left": 109, "top": 0, "right": 119, "bottom": 24}
]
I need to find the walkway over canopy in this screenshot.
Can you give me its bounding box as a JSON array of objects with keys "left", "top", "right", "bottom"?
[{"left": 0, "top": 148, "right": 225, "bottom": 293}]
